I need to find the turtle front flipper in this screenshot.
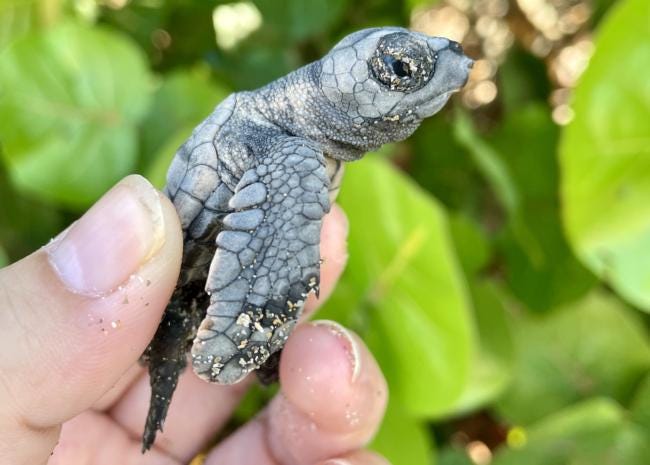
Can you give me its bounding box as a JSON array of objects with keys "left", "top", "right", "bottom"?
[{"left": 192, "top": 136, "right": 330, "bottom": 384}]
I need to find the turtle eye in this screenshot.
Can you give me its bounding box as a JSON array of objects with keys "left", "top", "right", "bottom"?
[
  {"left": 369, "top": 32, "right": 434, "bottom": 92},
  {"left": 383, "top": 55, "right": 411, "bottom": 77}
]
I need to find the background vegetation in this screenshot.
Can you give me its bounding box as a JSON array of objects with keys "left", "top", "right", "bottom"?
[{"left": 1, "top": 0, "right": 649, "bottom": 464}]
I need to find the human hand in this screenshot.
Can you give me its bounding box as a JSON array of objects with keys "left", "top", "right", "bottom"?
[{"left": 0, "top": 175, "right": 390, "bottom": 465}]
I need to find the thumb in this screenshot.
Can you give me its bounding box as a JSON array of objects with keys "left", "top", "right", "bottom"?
[{"left": 0, "top": 175, "right": 182, "bottom": 464}]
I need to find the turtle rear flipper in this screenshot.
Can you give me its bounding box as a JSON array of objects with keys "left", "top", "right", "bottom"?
[
  {"left": 141, "top": 282, "right": 207, "bottom": 452},
  {"left": 255, "top": 350, "right": 282, "bottom": 385}
]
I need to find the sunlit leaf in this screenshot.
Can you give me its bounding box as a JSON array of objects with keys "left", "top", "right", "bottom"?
[
  {"left": 0, "top": 0, "right": 34, "bottom": 50},
  {"left": 0, "top": 0, "right": 64, "bottom": 50},
  {"left": 0, "top": 21, "right": 152, "bottom": 209},
  {"left": 560, "top": 0, "right": 650, "bottom": 310},
  {"left": 320, "top": 155, "right": 474, "bottom": 417},
  {"left": 496, "top": 291, "right": 650, "bottom": 425}
]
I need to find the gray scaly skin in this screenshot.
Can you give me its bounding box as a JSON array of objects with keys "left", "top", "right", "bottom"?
[{"left": 141, "top": 27, "right": 473, "bottom": 451}]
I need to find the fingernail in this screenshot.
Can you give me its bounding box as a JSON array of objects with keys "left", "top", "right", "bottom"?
[
  {"left": 47, "top": 175, "right": 165, "bottom": 296},
  {"left": 322, "top": 460, "right": 351, "bottom": 465},
  {"left": 312, "top": 320, "right": 361, "bottom": 382}
]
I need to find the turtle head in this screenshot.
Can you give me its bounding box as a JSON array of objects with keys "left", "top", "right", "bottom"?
[{"left": 317, "top": 27, "right": 473, "bottom": 151}]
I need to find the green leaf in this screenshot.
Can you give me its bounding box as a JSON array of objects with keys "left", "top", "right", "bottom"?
[
  {"left": 409, "top": 115, "right": 483, "bottom": 212},
  {"left": 0, "top": 20, "right": 152, "bottom": 209},
  {"left": 217, "top": 43, "right": 300, "bottom": 90},
  {"left": 496, "top": 291, "right": 650, "bottom": 425},
  {"left": 560, "top": 0, "right": 650, "bottom": 311},
  {"left": 371, "top": 399, "right": 436, "bottom": 465},
  {"left": 145, "top": 127, "right": 193, "bottom": 190},
  {"left": 630, "top": 373, "right": 650, "bottom": 433},
  {"left": 452, "top": 281, "right": 515, "bottom": 413},
  {"left": 498, "top": 47, "right": 551, "bottom": 113},
  {"left": 488, "top": 105, "right": 557, "bottom": 208},
  {"left": 0, "top": 0, "right": 37, "bottom": 50},
  {"left": 320, "top": 155, "right": 474, "bottom": 417},
  {"left": 448, "top": 212, "right": 491, "bottom": 276},
  {"left": 499, "top": 211, "right": 596, "bottom": 312},
  {"left": 447, "top": 219, "right": 514, "bottom": 413},
  {"left": 0, "top": 244, "right": 7, "bottom": 267},
  {"left": 490, "top": 104, "right": 596, "bottom": 311},
  {"left": 0, "top": 0, "right": 66, "bottom": 50},
  {"left": 0, "top": 158, "right": 65, "bottom": 260},
  {"left": 139, "top": 67, "right": 230, "bottom": 170},
  {"left": 456, "top": 103, "right": 595, "bottom": 311},
  {"left": 253, "top": 0, "right": 348, "bottom": 42},
  {"left": 528, "top": 398, "right": 623, "bottom": 442},
  {"left": 437, "top": 446, "right": 474, "bottom": 465},
  {"left": 406, "top": 0, "right": 441, "bottom": 14},
  {"left": 454, "top": 110, "right": 519, "bottom": 215},
  {"left": 494, "top": 398, "right": 650, "bottom": 465}
]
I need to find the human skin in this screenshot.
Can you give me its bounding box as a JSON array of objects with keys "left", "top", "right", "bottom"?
[{"left": 0, "top": 175, "right": 390, "bottom": 465}]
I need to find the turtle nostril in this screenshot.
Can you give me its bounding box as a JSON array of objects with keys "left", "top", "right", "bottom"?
[{"left": 449, "top": 40, "right": 464, "bottom": 55}]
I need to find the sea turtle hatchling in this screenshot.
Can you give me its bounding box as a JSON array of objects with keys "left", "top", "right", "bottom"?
[{"left": 141, "top": 26, "right": 473, "bottom": 451}]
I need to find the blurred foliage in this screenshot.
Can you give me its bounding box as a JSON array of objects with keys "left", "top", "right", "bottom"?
[
  {"left": 0, "top": 20, "right": 151, "bottom": 207},
  {"left": 0, "top": 0, "right": 649, "bottom": 464},
  {"left": 560, "top": 0, "right": 650, "bottom": 311},
  {"left": 495, "top": 291, "right": 650, "bottom": 425},
  {"left": 493, "top": 397, "right": 650, "bottom": 465},
  {"left": 321, "top": 155, "right": 475, "bottom": 417}
]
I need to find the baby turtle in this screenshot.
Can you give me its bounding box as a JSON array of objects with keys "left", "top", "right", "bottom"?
[{"left": 141, "top": 27, "right": 473, "bottom": 451}]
